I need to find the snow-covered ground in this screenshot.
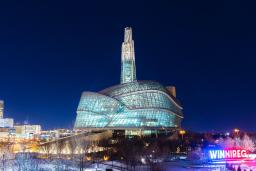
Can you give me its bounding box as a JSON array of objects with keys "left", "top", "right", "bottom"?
[
  {"left": 1, "top": 159, "right": 256, "bottom": 171},
  {"left": 158, "top": 161, "right": 256, "bottom": 171}
]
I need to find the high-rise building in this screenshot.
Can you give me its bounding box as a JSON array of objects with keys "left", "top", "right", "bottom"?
[
  {"left": 74, "top": 27, "right": 183, "bottom": 131},
  {"left": 0, "top": 101, "right": 14, "bottom": 128},
  {"left": 0, "top": 100, "right": 3, "bottom": 119}
]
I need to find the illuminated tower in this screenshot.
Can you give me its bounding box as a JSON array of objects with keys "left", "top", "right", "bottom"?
[
  {"left": 0, "top": 100, "right": 3, "bottom": 119},
  {"left": 121, "top": 27, "right": 136, "bottom": 84}
]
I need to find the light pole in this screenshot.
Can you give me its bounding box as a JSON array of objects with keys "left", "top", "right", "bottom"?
[
  {"left": 179, "top": 130, "right": 186, "bottom": 140},
  {"left": 233, "top": 128, "right": 240, "bottom": 136},
  {"left": 179, "top": 129, "right": 186, "bottom": 153}
]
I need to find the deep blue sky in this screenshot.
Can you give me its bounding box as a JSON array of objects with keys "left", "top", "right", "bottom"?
[{"left": 0, "top": 1, "right": 255, "bottom": 131}]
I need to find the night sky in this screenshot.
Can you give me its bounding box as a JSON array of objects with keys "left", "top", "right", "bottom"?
[{"left": 0, "top": 1, "right": 255, "bottom": 131}]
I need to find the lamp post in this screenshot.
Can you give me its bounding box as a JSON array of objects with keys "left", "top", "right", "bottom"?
[
  {"left": 179, "top": 129, "right": 186, "bottom": 153},
  {"left": 179, "top": 130, "right": 186, "bottom": 140},
  {"left": 233, "top": 128, "right": 240, "bottom": 136}
]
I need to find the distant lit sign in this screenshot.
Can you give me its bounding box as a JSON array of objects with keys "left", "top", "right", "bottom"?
[{"left": 208, "top": 149, "right": 248, "bottom": 160}]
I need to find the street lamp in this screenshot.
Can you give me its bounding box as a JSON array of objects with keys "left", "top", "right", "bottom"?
[
  {"left": 179, "top": 129, "right": 186, "bottom": 140},
  {"left": 233, "top": 128, "right": 240, "bottom": 136},
  {"left": 103, "top": 155, "right": 109, "bottom": 161}
]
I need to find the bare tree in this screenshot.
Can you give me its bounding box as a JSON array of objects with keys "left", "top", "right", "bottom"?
[
  {"left": 218, "top": 134, "right": 255, "bottom": 152},
  {"left": 79, "top": 140, "right": 91, "bottom": 170}
]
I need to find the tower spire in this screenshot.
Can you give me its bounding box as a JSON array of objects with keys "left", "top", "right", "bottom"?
[{"left": 121, "top": 27, "right": 136, "bottom": 84}]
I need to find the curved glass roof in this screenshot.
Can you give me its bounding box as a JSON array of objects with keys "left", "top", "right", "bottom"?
[
  {"left": 75, "top": 80, "right": 183, "bottom": 129},
  {"left": 100, "top": 80, "right": 182, "bottom": 109}
]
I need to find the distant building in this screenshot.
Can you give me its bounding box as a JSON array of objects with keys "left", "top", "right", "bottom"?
[
  {"left": 40, "top": 129, "right": 75, "bottom": 141},
  {"left": 14, "top": 125, "right": 41, "bottom": 138},
  {"left": 0, "top": 100, "right": 14, "bottom": 128},
  {"left": 0, "top": 100, "right": 3, "bottom": 119},
  {"left": 0, "top": 100, "right": 42, "bottom": 139},
  {"left": 0, "top": 118, "right": 14, "bottom": 128},
  {"left": 74, "top": 27, "right": 184, "bottom": 133}
]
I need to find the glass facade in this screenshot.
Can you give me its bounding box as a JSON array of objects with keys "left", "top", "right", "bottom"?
[
  {"left": 74, "top": 81, "right": 183, "bottom": 129},
  {"left": 74, "top": 27, "right": 183, "bottom": 130}
]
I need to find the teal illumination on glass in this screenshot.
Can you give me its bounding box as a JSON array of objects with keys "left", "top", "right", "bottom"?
[
  {"left": 74, "top": 81, "right": 183, "bottom": 129},
  {"left": 74, "top": 27, "right": 183, "bottom": 130}
]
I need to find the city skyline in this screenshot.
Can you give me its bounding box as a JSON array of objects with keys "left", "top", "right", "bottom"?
[{"left": 0, "top": 1, "right": 256, "bottom": 131}]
